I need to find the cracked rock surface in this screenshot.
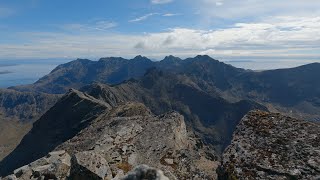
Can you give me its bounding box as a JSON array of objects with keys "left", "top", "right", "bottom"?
[
  {"left": 221, "top": 110, "right": 320, "bottom": 180},
  {"left": 56, "top": 102, "right": 219, "bottom": 179}
]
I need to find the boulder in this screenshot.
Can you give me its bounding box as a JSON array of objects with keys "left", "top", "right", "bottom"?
[
  {"left": 70, "top": 151, "right": 112, "bottom": 180},
  {"left": 221, "top": 110, "right": 320, "bottom": 180},
  {"left": 2, "top": 150, "right": 71, "bottom": 180}
]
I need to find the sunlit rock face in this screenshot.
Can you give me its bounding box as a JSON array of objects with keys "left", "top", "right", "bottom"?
[{"left": 221, "top": 110, "right": 320, "bottom": 180}]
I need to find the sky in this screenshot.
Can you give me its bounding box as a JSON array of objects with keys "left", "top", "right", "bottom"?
[{"left": 0, "top": 0, "right": 320, "bottom": 62}]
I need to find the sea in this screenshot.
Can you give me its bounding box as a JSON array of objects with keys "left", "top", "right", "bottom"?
[
  {"left": 0, "top": 59, "right": 69, "bottom": 88},
  {"left": 0, "top": 59, "right": 319, "bottom": 88}
]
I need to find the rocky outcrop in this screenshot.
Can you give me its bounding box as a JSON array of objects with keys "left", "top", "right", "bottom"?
[
  {"left": 1, "top": 102, "right": 219, "bottom": 179},
  {"left": 2, "top": 150, "right": 170, "bottom": 180},
  {"left": 70, "top": 151, "right": 112, "bottom": 179},
  {"left": 2, "top": 150, "right": 71, "bottom": 180},
  {"left": 221, "top": 110, "right": 320, "bottom": 180},
  {"left": 55, "top": 102, "right": 219, "bottom": 179}
]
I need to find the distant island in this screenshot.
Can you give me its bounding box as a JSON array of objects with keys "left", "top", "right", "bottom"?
[{"left": 0, "top": 71, "right": 12, "bottom": 75}]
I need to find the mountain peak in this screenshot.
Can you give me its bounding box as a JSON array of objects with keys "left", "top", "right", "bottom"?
[
  {"left": 162, "top": 55, "right": 181, "bottom": 62},
  {"left": 132, "top": 55, "right": 150, "bottom": 61},
  {"left": 195, "top": 54, "right": 212, "bottom": 59}
]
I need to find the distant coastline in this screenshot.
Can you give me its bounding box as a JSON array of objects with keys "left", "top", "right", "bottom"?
[{"left": 0, "top": 64, "right": 17, "bottom": 67}]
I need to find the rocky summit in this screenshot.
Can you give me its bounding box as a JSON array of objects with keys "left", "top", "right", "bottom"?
[
  {"left": 220, "top": 110, "right": 320, "bottom": 180},
  {"left": 2, "top": 102, "right": 219, "bottom": 179}
]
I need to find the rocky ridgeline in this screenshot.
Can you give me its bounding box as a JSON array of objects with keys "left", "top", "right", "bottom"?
[
  {"left": 221, "top": 110, "right": 320, "bottom": 180},
  {"left": 2, "top": 102, "right": 219, "bottom": 179},
  {"left": 1, "top": 150, "right": 169, "bottom": 180}
]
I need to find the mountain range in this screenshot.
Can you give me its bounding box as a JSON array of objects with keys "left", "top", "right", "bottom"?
[{"left": 0, "top": 55, "right": 319, "bottom": 179}]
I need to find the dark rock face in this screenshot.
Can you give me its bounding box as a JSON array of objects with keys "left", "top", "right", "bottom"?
[{"left": 221, "top": 110, "right": 320, "bottom": 180}]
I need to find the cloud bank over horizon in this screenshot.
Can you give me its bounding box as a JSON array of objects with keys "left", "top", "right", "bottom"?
[{"left": 0, "top": 0, "right": 319, "bottom": 61}]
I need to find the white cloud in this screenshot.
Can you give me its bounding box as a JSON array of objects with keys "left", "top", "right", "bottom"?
[
  {"left": 151, "top": 0, "right": 173, "bottom": 4},
  {"left": 194, "top": 0, "right": 320, "bottom": 20},
  {"left": 163, "top": 13, "right": 181, "bottom": 17},
  {"left": 129, "top": 13, "right": 158, "bottom": 22},
  {"left": 129, "top": 13, "right": 179, "bottom": 23},
  {"left": 215, "top": 1, "right": 223, "bottom": 6},
  {"left": 61, "top": 21, "right": 117, "bottom": 32},
  {"left": 0, "top": 16, "right": 320, "bottom": 60}
]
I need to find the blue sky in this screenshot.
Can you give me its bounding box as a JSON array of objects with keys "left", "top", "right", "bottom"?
[{"left": 0, "top": 0, "right": 320, "bottom": 61}]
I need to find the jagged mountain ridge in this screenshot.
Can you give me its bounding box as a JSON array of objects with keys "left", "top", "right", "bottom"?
[
  {"left": 10, "top": 55, "right": 244, "bottom": 94},
  {"left": 10, "top": 55, "right": 320, "bottom": 121},
  {"left": 1, "top": 55, "right": 320, "bottom": 179},
  {"left": 11, "top": 56, "right": 155, "bottom": 94},
  {"left": 0, "top": 90, "right": 219, "bottom": 179}
]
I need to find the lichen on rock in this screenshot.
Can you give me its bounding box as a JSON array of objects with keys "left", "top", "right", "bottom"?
[{"left": 221, "top": 110, "right": 320, "bottom": 180}]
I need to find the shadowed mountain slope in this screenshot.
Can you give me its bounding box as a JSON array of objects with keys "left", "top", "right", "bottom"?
[
  {"left": 0, "top": 89, "right": 110, "bottom": 176},
  {"left": 80, "top": 69, "right": 267, "bottom": 152},
  {"left": 0, "top": 89, "right": 61, "bottom": 160}
]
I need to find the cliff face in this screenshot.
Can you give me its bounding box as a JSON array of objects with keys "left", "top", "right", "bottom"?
[
  {"left": 221, "top": 110, "right": 320, "bottom": 180},
  {"left": 2, "top": 102, "right": 219, "bottom": 179}
]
